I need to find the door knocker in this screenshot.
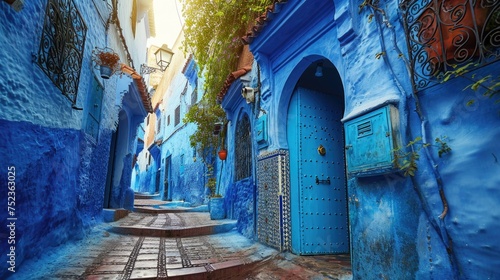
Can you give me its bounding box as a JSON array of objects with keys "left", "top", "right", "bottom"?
[{"left": 317, "top": 144, "right": 326, "bottom": 156}]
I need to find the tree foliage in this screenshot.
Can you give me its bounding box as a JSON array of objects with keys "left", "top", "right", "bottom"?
[
  {"left": 181, "top": 0, "right": 271, "bottom": 91},
  {"left": 181, "top": 0, "right": 272, "bottom": 160}
]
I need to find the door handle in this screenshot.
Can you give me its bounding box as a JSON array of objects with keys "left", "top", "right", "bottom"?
[{"left": 316, "top": 176, "right": 331, "bottom": 185}]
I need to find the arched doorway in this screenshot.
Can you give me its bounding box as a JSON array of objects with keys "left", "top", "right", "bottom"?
[{"left": 287, "top": 59, "right": 349, "bottom": 255}]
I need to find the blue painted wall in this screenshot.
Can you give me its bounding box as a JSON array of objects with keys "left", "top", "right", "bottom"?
[
  {"left": 220, "top": 80, "right": 258, "bottom": 239},
  {"left": 133, "top": 68, "right": 208, "bottom": 205},
  {"left": 246, "top": 1, "right": 500, "bottom": 279},
  {"left": 0, "top": 1, "right": 145, "bottom": 278}
]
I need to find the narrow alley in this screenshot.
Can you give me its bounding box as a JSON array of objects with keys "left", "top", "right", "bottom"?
[
  {"left": 12, "top": 193, "right": 352, "bottom": 280},
  {"left": 1, "top": 0, "right": 499, "bottom": 279}
]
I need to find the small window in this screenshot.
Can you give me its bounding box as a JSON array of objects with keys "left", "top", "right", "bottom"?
[
  {"left": 235, "top": 115, "right": 252, "bottom": 181},
  {"left": 167, "top": 115, "right": 171, "bottom": 126},
  {"left": 191, "top": 86, "right": 198, "bottom": 105},
  {"left": 85, "top": 77, "right": 103, "bottom": 141},
  {"left": 157, "top": 115, "right": 162, "bottom": 133},
  {"left": 174, "top": 106, "right": 180, "bottom": 126}
]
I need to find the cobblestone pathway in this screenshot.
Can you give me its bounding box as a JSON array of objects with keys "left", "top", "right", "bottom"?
[
  {"left": 12, "top": 205, "right": 352, "bottom": 280},
  {"left": 13, "top": 214, "right": 275, "bottom": 280}
]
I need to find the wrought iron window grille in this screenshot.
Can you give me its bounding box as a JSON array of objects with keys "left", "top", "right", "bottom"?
[
  {"left": 35, "top": 0, "right": 87, "bottom": 105},
  {"left": 401, "top": 0, "right": 500, "bottom": 92},
  {"left": 235, "top": 115, "right": 252, "bottom": 181}
]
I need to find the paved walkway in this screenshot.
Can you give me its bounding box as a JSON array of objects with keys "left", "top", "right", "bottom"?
[{"left": 11, "top": 197, "right": 352, "bottom": 279}]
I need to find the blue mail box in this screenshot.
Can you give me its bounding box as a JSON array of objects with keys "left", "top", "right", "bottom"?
[{"left": 344, "top": 104, "right": 401, "bottom": 177}]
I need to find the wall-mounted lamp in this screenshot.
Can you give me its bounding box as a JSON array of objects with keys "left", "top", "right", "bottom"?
[
  {"left": 213, "top": 122, "right": 223, "bottom": 135},
  {"left": 242, "top": 86, "right": 258, "bottom": 104},
  {"left": 315, "top": 62, "right": 323, "bottom": 77},
  {"left": 140, "top": 44, "right": 174, "bottom": 75}
]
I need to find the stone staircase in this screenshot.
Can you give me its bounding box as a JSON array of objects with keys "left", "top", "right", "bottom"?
[{"left": 99, "top": 192, "right": 274, "bottom": 279}]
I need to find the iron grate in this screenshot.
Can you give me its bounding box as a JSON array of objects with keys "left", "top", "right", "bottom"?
[{"left": 36, "top": 0, "right": 87, "bottom": 105}]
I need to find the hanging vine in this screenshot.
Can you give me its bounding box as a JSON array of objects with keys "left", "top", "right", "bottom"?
[
  {"left": 360, "top": 1, "right": 459, "bottom": 277},
  {"left": 181, "top": 0, "right": 272, "bottom": 160}
]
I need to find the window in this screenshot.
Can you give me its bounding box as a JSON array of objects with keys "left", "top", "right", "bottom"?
[
  {"left": 174, "top": 106, "right": 180, "bottom": 126},
  {"left": 35, "top": 0, "right": 87, "bottom": 105},
  {"left": 401, "top": 0, "right": 500, "bottom": 92},
  {"left": 157, "top": 115, "right": 162, "bottom": 133},
  {"left": 191, "top": 86, "right": 198, "bottom": 105},
  {"left": 85, "top": 77, "right": 103, "bottom": 141},
  {"left": 167, "top": 115, "right": 171, "bottom": 126},
  {"left": 235, "top": 115, "right": 252, "bottom": 181}
]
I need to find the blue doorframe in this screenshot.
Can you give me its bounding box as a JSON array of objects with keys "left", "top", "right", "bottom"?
[
  {"left": 164, "top": 155, "right": 172, "bottom": 200},
  {"left": 287, "top": 87, "right": 349, "bottom": 255}
]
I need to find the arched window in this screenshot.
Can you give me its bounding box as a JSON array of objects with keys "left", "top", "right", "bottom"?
[{"left": 235, "top": 115, "right": 252, "bottom": 181}]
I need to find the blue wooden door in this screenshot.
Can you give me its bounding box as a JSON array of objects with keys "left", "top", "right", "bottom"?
[
  {"left": 287, "top": 87, "right": 349, "bottom": 255},
  {"left": 164, "top": 156, "right": 172, "bottom": 200}
]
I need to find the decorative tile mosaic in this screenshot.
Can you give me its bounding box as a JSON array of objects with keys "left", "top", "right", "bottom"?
[{"left": 256, "top": 149, "right": 290, "bottom": 251}]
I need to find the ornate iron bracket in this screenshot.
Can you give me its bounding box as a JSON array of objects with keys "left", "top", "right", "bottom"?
[{"left": 140, "top": 64, "right": 162, "bottom": 75}]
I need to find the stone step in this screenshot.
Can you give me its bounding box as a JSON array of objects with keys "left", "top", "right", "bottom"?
[
  {"left": 109, "top": 221, "right": 236, "bottom": 238},
  {"left": 109, "top": 212, "right": 236, "bottom": 238},
  {"left": 134, "top": 204, "right": 208, "bottom": 214},
  {"left": 102, "top": 208, "right": 130, "bottom": 222},
  {"left": 134, "top": 192, "right": 161, "bottom": 199}
]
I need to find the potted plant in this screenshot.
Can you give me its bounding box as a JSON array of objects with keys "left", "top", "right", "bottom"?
[
  {"left": 92, "top": 47, "right": 121, "bottom": 79},
  {"left": 205, "top": 164, "right": 225, "bottom": 220},
  {"left": 184, "top": 93, "right": 227, "bottom": 219},
  {"left": 218, "top": 125, "right": 227, "bottom": 160},
  {"left": 218, "top": 149, "right": 227, "bottom": 160}
]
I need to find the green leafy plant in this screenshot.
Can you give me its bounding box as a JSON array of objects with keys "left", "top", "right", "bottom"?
[
  {"left": 441, "top": 63, "right": 500, "bottom": 105},
  {"left": 435, "top": 136, "right": 452, "bottom": 158},
  {"left": 181, "top": 0, "right": 272, "bottom": 196},
  {"left": 205, "top": 164, "right": 218, "bottom": 197},
  {"left": 181, "top": 0, "right": 272, "bottom": 106},
  {"left": 184, "top": 94, "right": 226, "bottom": 196},
  {"left": 393, "top": 136, "right": 451, "bottom": 176},
  {"left": 393, "top": 137, "right": 429, "bottom": 176},
  {"left": 183, "top": 94, "right": 226, "bottom": 160}
]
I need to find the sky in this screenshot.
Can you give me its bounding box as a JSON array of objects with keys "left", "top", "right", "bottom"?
[{"left": 148, "top": 0, "right": 184, "bottom": 49}]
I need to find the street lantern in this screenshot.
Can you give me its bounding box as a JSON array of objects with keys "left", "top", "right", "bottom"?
[
  {"left": 155, "top": 44, "right": 174, "bottom": 71},
  {"left": 140, "top": 44, "right": 174, "bottom": 75}
]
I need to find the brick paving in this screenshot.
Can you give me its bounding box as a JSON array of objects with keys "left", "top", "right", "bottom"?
[
  {"left": 14, "top": 227, "right": 275, "bottom": 279},
  {"left": 11, "top": 198, "right": 352, "bottom": 279}
]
